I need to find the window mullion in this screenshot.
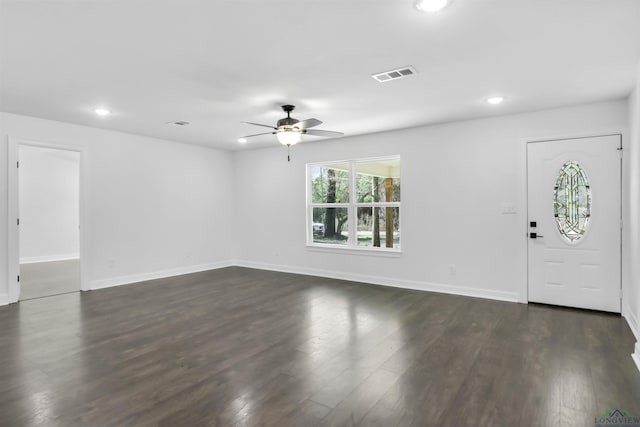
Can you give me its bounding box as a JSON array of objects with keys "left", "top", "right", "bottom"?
[
  {"left": 355, "top": 203, "right": 401, "bottom": 208},
  {"left": 310, "top": 203, "right": 350, "bottom": 208},
  {"left": 349, "top": 161, "right": 357, "bottom": 247},
  {"left": 306, "top": 165, "right": 311, "bottom": 244}
]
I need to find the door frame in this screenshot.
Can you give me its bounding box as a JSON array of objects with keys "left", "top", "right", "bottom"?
[
  {"left": 7, "top": 136, "right": 90, "bottom": 303},
  {"left": 523, "top": 132, "right": 623, "bottom": 309}
]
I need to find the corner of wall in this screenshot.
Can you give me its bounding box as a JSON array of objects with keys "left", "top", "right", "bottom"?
[{"left": 627, "top": 60, "right": 640, "bottom": 373}]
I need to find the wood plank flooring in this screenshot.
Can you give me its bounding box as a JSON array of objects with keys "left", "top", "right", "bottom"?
[{"left": 1, "top": 266, "right": 639, "bottom": 426}]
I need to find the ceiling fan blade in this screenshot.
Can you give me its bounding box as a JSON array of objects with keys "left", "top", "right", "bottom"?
[
  {"left": 293, "top": 118, "right": 322, "bottom": 130},
  {"left": 241, "top": 121, "right": 277, "bottom": 129},
  {"left": 241, "top": 132, "right": 276, "bottom": 138},
  {"left": 304, "top": 129, "right": 344, "bottom": 137}
]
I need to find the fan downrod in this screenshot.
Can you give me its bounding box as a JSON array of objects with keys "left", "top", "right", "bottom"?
[{"left": 281, "top": 105, "right": 295, "bottom": 117}]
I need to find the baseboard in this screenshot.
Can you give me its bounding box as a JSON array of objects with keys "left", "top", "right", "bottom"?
[
  {"left": 633, "top": 343, "right": 640, "bottom": 374},
  {"left": 234, "top": 260, "right": 519, "bottom": 303},
  {"left": 20, "top": 254, "right": 79, "bottom": 264},
  {"left": 0, "top": 293, "right": 8, "bottom": 306},
  {"left": 623, "top": 303, "right": 639, "bottom": 341},
  {"left": 90, "top": 260, "right": 235, "bottom": 291},
  {"left": 622, "top": 303, "right": 640, "bottom": 374}
]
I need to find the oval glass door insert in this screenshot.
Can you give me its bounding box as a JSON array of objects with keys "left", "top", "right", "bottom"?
[{"left": 553, "top": 161, "right": 591, "bottom": 242}]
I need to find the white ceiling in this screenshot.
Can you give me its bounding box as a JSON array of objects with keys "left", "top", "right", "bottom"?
[{"left": 1, "top": 0, "right": 639, "bottom": 151}]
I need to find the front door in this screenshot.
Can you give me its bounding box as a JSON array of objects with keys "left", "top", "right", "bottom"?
[{"left": 527, "top": 135, "right": 621, "bottom": 312}]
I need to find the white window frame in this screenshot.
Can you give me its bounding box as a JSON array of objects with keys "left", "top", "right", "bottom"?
[{"left": 306, "top": 155, "right": 401, "bottom": 255}]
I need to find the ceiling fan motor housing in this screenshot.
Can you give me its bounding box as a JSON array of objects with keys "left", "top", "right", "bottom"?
[
  {"left": 277, "top": 117, "right": 300, "bottom": 128},
  {"left": 278, "top": 105, "right": 299, "bottom": 129}
]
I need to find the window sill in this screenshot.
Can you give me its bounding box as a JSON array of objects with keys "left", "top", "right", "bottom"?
[{"left": 305, "top": 244, "right": 402, "bottom": 258}]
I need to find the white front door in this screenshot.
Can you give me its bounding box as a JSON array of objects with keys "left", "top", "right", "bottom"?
[{"left": 527, "top": 135, "right": 621, "bottom": 312}]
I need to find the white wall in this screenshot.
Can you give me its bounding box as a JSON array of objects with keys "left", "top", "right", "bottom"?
[
  {"left": 628, "top": 63, "right": 640, "bottom": 368},
  {"left": 0, "top": 100, "right": 632, "bottom": 308},
  {"left": 19, "top": 145, "right": 80, "bottom": 263},
  {"left": 233, "top": 100, "right": 629, "bottom": 303},
  {"left": 0, "top": 112, "right": 235, "bottom": 303}
]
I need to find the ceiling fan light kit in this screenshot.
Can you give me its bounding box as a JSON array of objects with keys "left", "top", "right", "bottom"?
[
  {"left": 240, "top": 104, "right": 344, "bottom": 161},
  {"left": 276, "top": 129, "right": 302, "bottom": 146}
]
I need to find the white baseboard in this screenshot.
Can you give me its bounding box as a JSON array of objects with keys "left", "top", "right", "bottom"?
[
  {"left": 623, "top": 302, "right": 639, "bottom": 341},
  {"left": 20, "top": 254, "right": 79, "bottom": 264},
  {"left": 622, "top": 303, "right": 640, "bottom": 374},
  {"left": 0, "top": 293, "right": 8, "bottom": 306},
  {"left": 234, "top": 259, "right": 519, "bottom": 303},
  {"left": 90, "top": 260, "right": 235, "bottom": 291},
  {"left": 633, "top": 343, "right": 640, "bottom": 374}
]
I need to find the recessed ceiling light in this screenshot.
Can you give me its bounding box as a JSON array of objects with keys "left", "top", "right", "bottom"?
[
  {"left": 486, "top": 96, "right": 505, "bottom": 105},
  {"left": 237, "top": 138, "right": 247, "bottom": 143},
  {"left": 416, "top": 0, "right": 449, "bottom": 12},
  {"left": 93, "top": 108, "right": 111, "bottom": 116}
]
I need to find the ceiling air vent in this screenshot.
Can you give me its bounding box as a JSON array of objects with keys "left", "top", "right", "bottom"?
[
  {"left": 167, "top": 120, "right": 190, "bottom": 126},
  {"left": 372, "top": 66, "right": 417, "bottom": 83}
]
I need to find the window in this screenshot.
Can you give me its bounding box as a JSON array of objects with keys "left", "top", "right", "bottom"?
[
  {"left": 307, "top": 157, "right": 400, "bottom": 251},
  {"left": 553, "top": 161, "right": 591, "bottom": 243}
]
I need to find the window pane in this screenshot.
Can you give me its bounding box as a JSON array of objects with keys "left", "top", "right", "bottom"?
[
  {"left": 357, "top": 207, "right": 400, "bottom": 248},
  {"left": 310, "top": 164, "right": 350, "bottom": 204},
  {"left": 312, "top": 207, "right": 349, "bottom": 245},
  {"left": 554, "top": 161, "right": 591, "bottom": 243},
  {"left": 356, "top": 159, "right": 400, "bottom": 202}
]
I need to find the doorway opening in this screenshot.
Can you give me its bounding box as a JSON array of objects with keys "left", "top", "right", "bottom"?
[
  {"left": 7, "top": 138, "right": 87, "bottom": 303},
  {"left": 18, "top": 145, "right": 80, "bottom": 300}
]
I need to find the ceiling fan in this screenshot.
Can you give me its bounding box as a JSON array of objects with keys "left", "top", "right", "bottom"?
[{"left": 241, "top": 105, "right": 344, "bottom": 161}]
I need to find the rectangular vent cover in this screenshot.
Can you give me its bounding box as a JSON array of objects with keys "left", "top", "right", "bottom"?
[{"left": 372, "top": 66, "right": 417, "bottom": 83}]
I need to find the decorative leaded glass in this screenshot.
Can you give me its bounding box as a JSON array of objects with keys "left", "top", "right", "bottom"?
[{"left": 553, "top": 162, "right": 591, "bottom": 242}]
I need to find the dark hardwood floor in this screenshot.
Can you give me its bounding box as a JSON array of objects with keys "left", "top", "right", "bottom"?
[{"left": 1, "top": 266, "right": 639, "bottom": 426}]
